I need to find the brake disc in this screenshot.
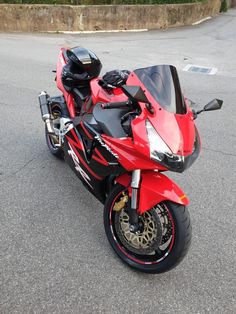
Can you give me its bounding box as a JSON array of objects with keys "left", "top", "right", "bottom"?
[{"left": 115, "top": 207, "right": 163, "bottom": 255}]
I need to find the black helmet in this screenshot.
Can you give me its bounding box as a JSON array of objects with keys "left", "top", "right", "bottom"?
[{"left": 66, "top": 46, "right": 102, "bottom": 79}]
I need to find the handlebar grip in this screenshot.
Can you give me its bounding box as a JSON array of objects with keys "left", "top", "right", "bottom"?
[{"left": 101, "top": 101, "right": 130, "bottom": 109}]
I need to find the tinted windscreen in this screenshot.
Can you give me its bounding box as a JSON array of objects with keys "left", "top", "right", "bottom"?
[{"left": 134, "top": 65, "right": 186, "bottom": 114}]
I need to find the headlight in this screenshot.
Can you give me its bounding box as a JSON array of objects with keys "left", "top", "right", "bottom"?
[
  {"left": 146, "top": 120, "right": 200, "bottom": 172},
  {"left": 146, "top": 120, "right": 173, "bottom": 161},
  {"left": 146, "top": 119, "right": 186, "bottom": 172}
]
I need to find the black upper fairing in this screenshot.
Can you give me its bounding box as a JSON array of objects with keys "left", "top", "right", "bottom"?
[{"left": 134, "top": 65, "right": 186, "bottom": 114}]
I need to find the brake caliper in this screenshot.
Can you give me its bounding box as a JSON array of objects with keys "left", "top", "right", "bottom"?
[{"left": 113, "top": 192, "right": 129, "bottom": 212}]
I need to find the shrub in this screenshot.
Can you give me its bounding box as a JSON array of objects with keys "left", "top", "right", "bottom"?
[{"left": 220, "top": 0, "right": 228, "bottom": 12}]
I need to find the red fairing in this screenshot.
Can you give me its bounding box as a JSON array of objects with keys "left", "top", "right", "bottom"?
[
  {"left": 102, "top": 135, "right": 167, "bottom": 171},
  {"left": 95, "top": 70, "right": 198, "bottom": 173},
  {"left": 116, "top": 171, "right": 189, "bottom": 214},
  {"left": 90, "top": 79, "right": 128, "bottom": 105},
  {"left": 126, "top": 72, "right": 196, "bottom": 157},
  {"left": 56, "top": 48, "right": 75, "bottom": 118}
]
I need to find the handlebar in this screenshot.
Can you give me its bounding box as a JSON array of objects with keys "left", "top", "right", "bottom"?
[{"left": 101, "top": 100, "right": 131, "bottom": 109}]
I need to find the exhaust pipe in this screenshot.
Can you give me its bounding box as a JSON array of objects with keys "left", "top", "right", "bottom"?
[{"left": 38, "top": 91, "right": 55, "bottom": 135}]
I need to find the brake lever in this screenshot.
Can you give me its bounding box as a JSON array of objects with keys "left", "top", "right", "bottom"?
[{"left": 98, "top": 79, "right": 116, "bottom": 90}]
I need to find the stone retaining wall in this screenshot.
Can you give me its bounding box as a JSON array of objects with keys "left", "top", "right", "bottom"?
[
  {"left": 0, "top": 0, "right": 221, "bottom": 32},
  {"left": 227, "top": 0, "right": 236, "bottom": 7}
]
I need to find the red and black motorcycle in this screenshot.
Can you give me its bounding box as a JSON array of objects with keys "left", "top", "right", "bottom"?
[{"left": 38, "top": 47, "right": 223, "bottom": 273}]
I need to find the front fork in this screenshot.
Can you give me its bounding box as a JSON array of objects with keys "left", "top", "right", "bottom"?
[{"left": 129, "top": 169, "right": 141, "bottom": 232}]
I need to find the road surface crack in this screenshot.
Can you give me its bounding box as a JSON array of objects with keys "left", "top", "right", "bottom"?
[
  {"left": 0, "top": 158, "right": 35, "bottom": 182},
  {"left": 12, "top": 158, "right": 35, "bottom": 175},
  {"left": 202, "top": 147, "right": 236, "bottom": 158}
]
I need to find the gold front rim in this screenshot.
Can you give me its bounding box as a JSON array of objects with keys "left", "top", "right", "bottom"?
[{"left": 119, "top": 210, "right": 159, "bottom": 250}]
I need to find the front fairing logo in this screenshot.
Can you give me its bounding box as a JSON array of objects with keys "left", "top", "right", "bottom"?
[
  {"left": 68, "top": 142, "right": 93, "bottom": 189},
  {"left": 94, "top": 135, "right": 119, "bottom": 159}
]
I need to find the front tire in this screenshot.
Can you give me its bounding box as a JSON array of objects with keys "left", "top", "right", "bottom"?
[{"left": 104, "top": 184, "right": 192, "bottom": 274}]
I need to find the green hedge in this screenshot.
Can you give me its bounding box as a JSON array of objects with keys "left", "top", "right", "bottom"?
[
  {"left": 220, "top": 0, "right": 227, "bottom": 12},
  {"left": 0, "top": 0, "right": 205, "bottom": 4}
]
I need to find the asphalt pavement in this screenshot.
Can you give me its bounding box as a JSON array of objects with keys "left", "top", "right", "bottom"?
[{"left": 0, "top": 9, "right": 236, "bottom": 314}]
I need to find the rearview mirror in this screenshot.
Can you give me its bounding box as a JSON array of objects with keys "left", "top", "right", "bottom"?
[
  {"left": 193, "top": 98, "right": 223, "bottom": 119},
  {"left": 122, "top": 85, "right": 149, "bottom": 103},
  {"left": 204, "top": 99, "right": 223, "bottom": 111}
]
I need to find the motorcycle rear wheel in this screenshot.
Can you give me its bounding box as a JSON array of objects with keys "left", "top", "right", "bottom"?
[
  {"left": 104, "top": 184, "right": 192, "bottom": 274},
  {"left": 45, "top": 125, "right": 64, "bottom": 159},
  {"left": 45, "top": 105, "right": 64, "bottom": 159}
]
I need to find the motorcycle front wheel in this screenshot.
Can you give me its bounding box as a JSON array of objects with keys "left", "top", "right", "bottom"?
[{"left": 104, "top": 184, "right": 192, "bottom": 274}]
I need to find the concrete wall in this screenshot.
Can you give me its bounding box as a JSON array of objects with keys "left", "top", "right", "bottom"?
[
  {"left": 227, "top": 0, "right": 236, "bottom": 7},
  {"left": 0, "top": 0, "right": 221, "bottom": 33}
]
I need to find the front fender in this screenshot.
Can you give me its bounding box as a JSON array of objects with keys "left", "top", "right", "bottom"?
[{"left": 116, "top": 171, "right": 189, "bottom": 214}]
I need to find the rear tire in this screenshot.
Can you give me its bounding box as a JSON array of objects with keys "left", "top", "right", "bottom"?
[
  {"left": 45, "top": 103, "right": 64, "bottom": 159},
  {"left": 104, "top": 184, "right": 192, "bottom": 274},
  {"left": 45, "top": 125, "right": 64, "bottom": 159}
]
